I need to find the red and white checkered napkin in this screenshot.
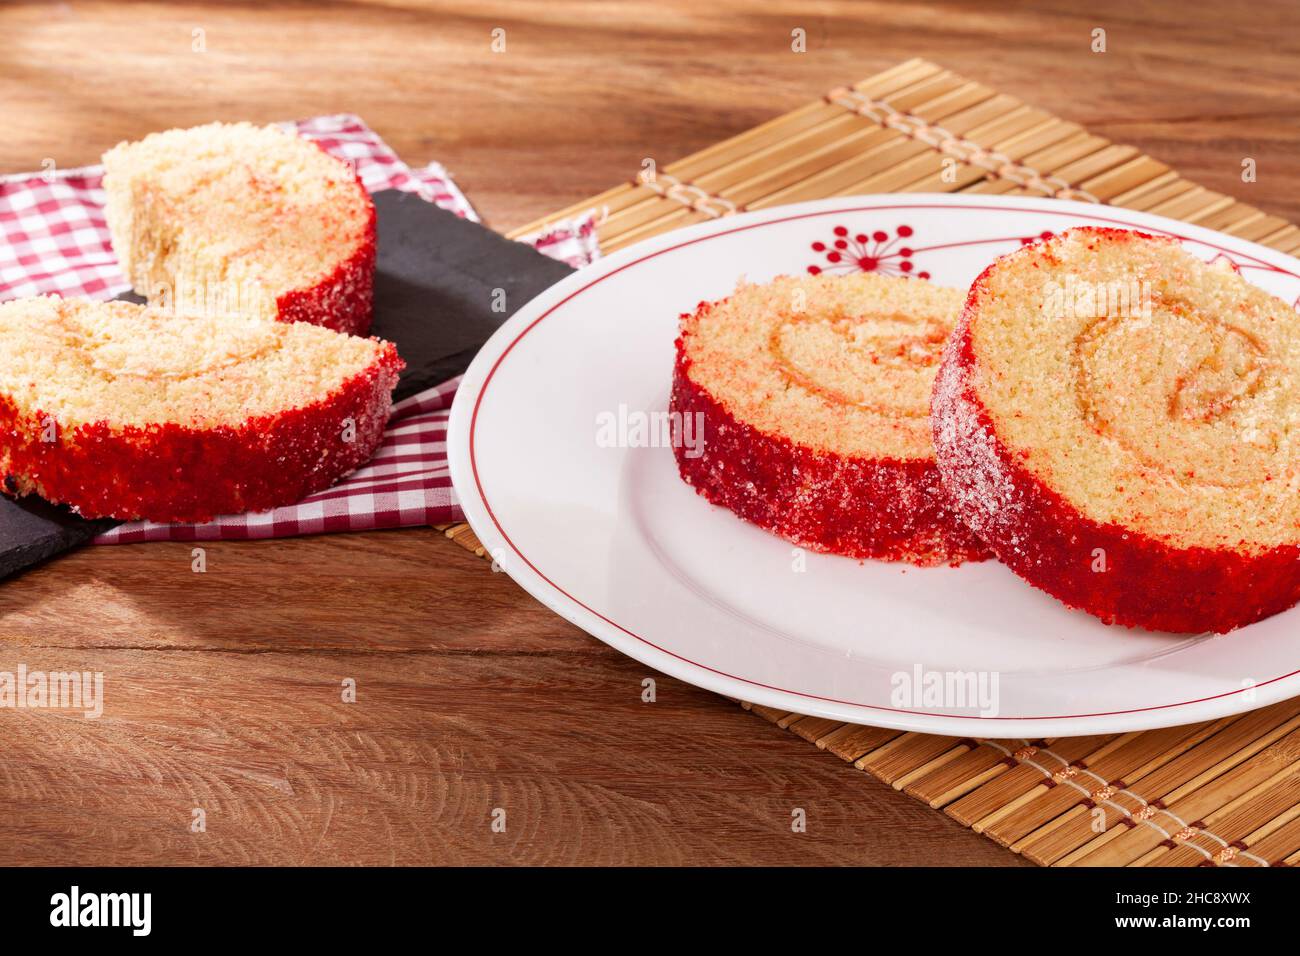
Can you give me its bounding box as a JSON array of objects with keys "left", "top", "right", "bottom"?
[{"left": 0, "top": 114, "right": 601, "bottom": 543}]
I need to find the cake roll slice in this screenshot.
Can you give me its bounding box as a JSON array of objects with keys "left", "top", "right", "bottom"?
[
  {"left": 932, "top": 226, "right": 1300, "bottom": 633},
  {"left": 671, "top": 273, "right": 989, "bottom": 566},
  {"left": 0, "top": 297, "right": 403, "bottom": 523},
  {"left": 103, "top": 122, "right": 376, "bottom": 335}
]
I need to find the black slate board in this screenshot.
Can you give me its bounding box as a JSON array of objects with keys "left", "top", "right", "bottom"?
[{"left": 0, "top": 189, "right": 575, "bottom": 579}]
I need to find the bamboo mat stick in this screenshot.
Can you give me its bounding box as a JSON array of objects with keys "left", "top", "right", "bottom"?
[
  {"left": 686, "top": 70, "right": 980, "bottom": 190},
  {"left": 1052, "top": 705, "right": 1300, "bottom": 866},
  {"left": 1262, "top": 224, "right": 1300, "bottom": 252},
  {"left": 1244, "top": 814, "right": 1300, "bottom": 867},
  {"left": 666, "top": 58, "right": 946, "bottom": 182},
  {"left": 1020, "top": 715, "right": 1239, "bottom": 865},
  {"left": 855, "top": 732, "right": 963, "bottom": 783},
  {"left": 1225, "top": 212, "right": 1293, "bottom": 242},
  {"left": 1134, "top": 766, "right": 1300, "bottom": 867},
  {"left": 904, "top": 739, "right": 1029, "bottom": 807},
  {"left": 744, "top": 702, "right": 794, "bottom": 725},
  {"left": 895, "top": 111, "right": 1070, "bottom": 194},
  {"left": 891, "top": 739, "right": 978, "bottom": 791},
  {"left": 747, "top": 95, "right": 1030, "bottom": 211},
  {"left": 1075, "top": 156, "right": 1171, "bottom": 203},
  {"left": 1005, "top": 722, "right": 1224, "bottom": 856},
  {"left": 1148, "top": 187, "right": 1234, "bottom": 223},
  {"left": 944, "top": 736, "right": 1109, "bottom": 829},
  {"left": 992, "top": 723, "right": 1213, "bottom": 851},
  {"left": 784, "top": 715, "right": 844, "bottom": 742},
  {"left": 813, "top": 723, "right": 901, "bottom": 762},
  {"left": 1157, "top": 710, "right": 1300, "bottom": 805},
  {"left": 918, "top": 760, "right": 1016, "bottom": 809},
  {"left": 694, "top": 78, "right": 1000, "bottom": 197},
  {"left": 975, "top": 732, "right": 1140, "bottom": 834},
  {"left": 1073, "top": 725, "right": 1300, "bottom": 866},
  {"left": 507, "top": 58, "right": 949, "bottom": 241},
  {"left": 1154, "top": 774, "right": 1300, "bottom": 866}
]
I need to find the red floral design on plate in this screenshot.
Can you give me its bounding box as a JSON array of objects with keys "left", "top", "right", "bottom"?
[
  {"left": 1019, "top": 230, "right": 1056, "bottom": 245},
  {"left": 807, "top": 224, "right": 929, "bottom": 279},
  {"left": 1209, "top": 252, "right": 1243, "bottom": 274}
]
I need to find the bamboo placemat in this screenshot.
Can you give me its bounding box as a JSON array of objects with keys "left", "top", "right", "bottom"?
[{"left": 440, "top": 59, "right": 1300, "bottom": 867}]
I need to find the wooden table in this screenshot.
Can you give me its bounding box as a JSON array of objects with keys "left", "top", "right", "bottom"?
[{"left": 1, "top": 0, "right": 1294, "bottom": 865}]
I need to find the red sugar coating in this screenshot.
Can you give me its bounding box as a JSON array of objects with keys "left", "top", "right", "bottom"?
[
  {"left": 672, "top": 338, "right": 990, "bottom": 567},
  {"left": 931, "top": 236, "right": 1300, "bottom": 634},
  {"left": 1, "top": 344, "right": 403, "bottom": 524},
  {"left": 274, "top": 168, "right": 376, "bottom": 337}
]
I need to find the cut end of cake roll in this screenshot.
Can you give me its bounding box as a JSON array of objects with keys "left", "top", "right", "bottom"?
[
  {"left": 102, "top": 121, "right": 376, "bottom": 336},
  {"left": 672, "top": 273, "right": 990, "bottom": 566},
  {"left": 932, "top": 226, "right": 1300, "bottom": 633},
  {"left": 0, "top": 296, "right": 403, "bottom": 523}
]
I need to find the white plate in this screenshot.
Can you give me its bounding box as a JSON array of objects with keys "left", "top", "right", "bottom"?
[{"left": 447, "top": 195, "right": 1300, "bottom": 737}]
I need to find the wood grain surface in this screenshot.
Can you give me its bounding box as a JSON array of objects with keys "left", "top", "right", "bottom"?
[{"left": 1, "top": 0, "right": 1296, "bottom": 866}]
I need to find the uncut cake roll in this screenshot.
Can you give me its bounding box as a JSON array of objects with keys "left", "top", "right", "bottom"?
[
  {"left": 671, "top": 273, "right": 989, "bottom": 566},
  {"left": 0, "top": 296, "right": 402, "bottom": 523},
  {"left": 932, "top": 226, "right": 1300, "bottom": 633},
  {"left": 102, "top": 122, "right": 376, "bottom": 335}
]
